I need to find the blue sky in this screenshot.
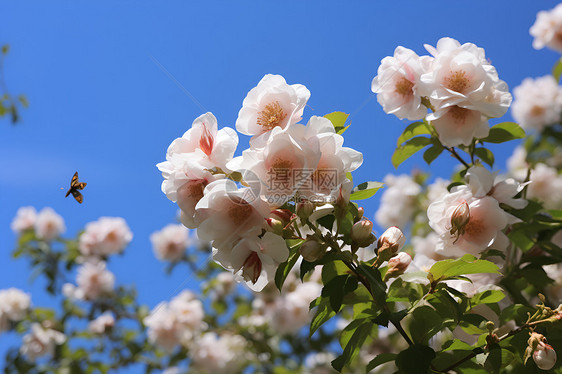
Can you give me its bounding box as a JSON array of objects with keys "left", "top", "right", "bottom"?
[{"left": 1, "top": 0, "right": 561, "bottom": 360}]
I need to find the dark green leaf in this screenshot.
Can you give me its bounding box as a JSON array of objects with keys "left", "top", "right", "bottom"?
[
  {"left": 396, "top": 121, "right": 431, "bottom": 146},
  {"left": 423, "top": 142, "right": 444, "bottom": 165},
  {"left": 474, "top": 147, "right": 494, "bottom": 167},
  {"left": 395, "top": 344, "right": 436, "bottom": 374},
  {"left": 332, "top": 320, "right": 374, "bottom": 372},
  {"left": 366, "top": 353, "right": 397, "bottom": 372},
  {"left": 274, "top": 242, "right": 302, "bottom": 291}
]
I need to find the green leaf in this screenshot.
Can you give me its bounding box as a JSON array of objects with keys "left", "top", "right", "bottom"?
[
  {"left": 474, "top": 147, "right": 494, "bottom": 167},
  {"left": 324, "top": 111, "right": 350, "bottom": 134},
  {"left": 309, "top": 296, "right": 336, "bottom": 337},
  {"left": 470, "top": 289, "right": 505, "bottom": 306},
  {"left": 553, "top": 58, "right": 562, "bottom": 82},
  {"left": 428, "top": 254, "right": 500, "bottom": 282},
  {"left": 441, "top": 339, "right": 476, "bottom": 352},
  {"left": 350, "top": 181, "right": 384, "bottom": 201},
  {"left": 479, "top": 122, "right": 525, "bottom": 144},
  {"left": 395, "top": 344, "right": 436, "bottom": 374},
  {"left": 484, "top": 345, "right": 515, "bottom": 373},
  {"left": 423, "top": 142, "right": 444, "bottom": 165},
  {"left": 366, "top": 353, "right": 397, "bottom": 372},
  {"left": 332, "top": 319, "right": 374, "bottom": 372},
  {"left": 392, "top": 137, "right": 432, "bottom": 168},
  {"left": 396, "top": 121, "right": 431, "bottom": 146},
  {"left": 409, "top": 305, "right": 446, "bottom": 344},
  {"left": 355, "top": 264, "right": 387, "bottom": 305},
  {"left": 274, "top": 242, "right": 302, "bottom": 291},
  {"left": 322, "top": 274, "right": 358, "bottom": 313}
]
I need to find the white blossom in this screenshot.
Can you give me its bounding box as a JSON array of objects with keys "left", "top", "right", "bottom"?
[
  {"left": 372, "top": 46, "right": 432, "bottom": 120},
  {"left": 79, "top": 217, "right": 133, "bottom": 257},
  {"left": 527, "top": 163, "right": 562, "bottom": 209},
  {"left": 375, "top": 174, "right": 421, "bottom": 229},
  {"left": 530, "top": 4, "right": 562, "bottom": 52},
  {"left": 76, "top": 261, "right": 115, "bottom": 300},
  {"left": 150, "top": 224, "right": 189, "bottom": 262},
  {"left": 20, "top": 323, "right": 66, "bottom": 361},
  {"left": 88, "top": 311, "right": 115, "bottom": 334},
  {"left": 511, "top": 75, "right": 562, "bottom": 132},
  {"left": 0, "top": 288, "right": 31, "bottom": 327},
  {"left": 270, "top": 282, "right": 321, "bottom": 334},
  {"left": 34, "top": 207, "right": 65, "bottom": 241},
  {"left": 10, "top": 207, "right": 37, "bottom": 234},
  {"left": 236, "top": 74, "right": 310, "bottom": 144},
  {"left": 190, "top": 332, "right": 247, "bottom": 374}
]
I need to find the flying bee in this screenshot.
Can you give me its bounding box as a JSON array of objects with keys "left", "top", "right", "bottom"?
[{"left": 65, "top": 172, "right": 87, "bottom": 203}]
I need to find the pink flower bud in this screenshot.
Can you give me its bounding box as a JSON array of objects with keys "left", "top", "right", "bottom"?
[
  {"left": 266, "top": 218, "right": 284, "bottom": 235},
  {"left": 351, "top": 219, "right": 375, "bottom": 247},
  {"left": 296, "top": 201, "right": 314, "bottom": 221},
  {"left": 385, "top": 252, "right": 412, "bottom": 279},
  {"left": 270, "top": 209, "right": 293, "bottom": 227},
  {"left": 377, "top": 226, "right": 405, "bottom": 255},
  {"left": 533, "top": 342, "right": 557, "bottom": 370},
  {"left": 357, "top": 207, "right": 364, "bottom": 220},
  {"left": 299, "top": 236, "right": 327, "bottom": 262}
]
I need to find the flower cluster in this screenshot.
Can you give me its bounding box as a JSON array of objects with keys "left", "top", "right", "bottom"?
[
  {"left": 0, "top": 288, "right": 30, "bottom": 332},
  {"left": 11, "top": 206, "right": 66, "bottom": 241},
  {"left": 530, "top": 3, "right": 562, "bottom": 52},
  {"left": 372, "top": 37, "right": 512, "bottom": 147},
  {"left": 20, "top": 323, "right": 66, "bottom": 362},
  {"left": 158, "top": 74, "right": 363, "bottom": 291}
]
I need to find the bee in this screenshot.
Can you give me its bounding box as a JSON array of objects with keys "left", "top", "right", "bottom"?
[{"left": 65, "top": 172, "right": 87, "bottom": 203}]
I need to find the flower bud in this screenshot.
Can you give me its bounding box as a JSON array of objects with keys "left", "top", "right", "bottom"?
[
  {"left": 357, "top": 207, "right": 364, "bottom": 220},
  {"left": 351, "top": 219, "right": 375, "bottom": 247},
  {"left": 296, "top": 201, "right": 314, "bottom": 222},
  {"left": 384, "top": 252, "right": 412, "bottom": 280},
  {"left": 266, "top": 218, "right": 284, "bottom": 235},
  {"left": 299, "top": 236, "right": 327, "bottom": 262},
  {"left": 449, "top": 201, "right": 470, "bottom": 243},
  {"left": 533, "top": 342, "right": 557, "bottom": 370},
  {"left": 270, "top": 209, "right": 293, "bottom": 227},
  {"left": 376, "top": 226, "right": 405, "bottom": 263}
]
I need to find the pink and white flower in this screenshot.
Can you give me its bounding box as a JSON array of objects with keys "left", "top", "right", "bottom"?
[
  {"left": 79, "top": 217, "right": 133, "bottom": 257},
  {"left": 195, "top": 179, "right": 270, "bottom": 251},
  {"left": 511, "top": 75, "right": 562, "bottom": 132},
  {"left": 375, "top": 174, "right": 421, "bottom": 229},
  {"left": 230, "top": 232, "right": 289, "bottom": 292},
  {"left": 150, "top": 224, "right": 190, "bottom": 262},
  {"left": 236, "top": 74, "right": 310, "bottom": 143},
  {"left": 191, "top": 332, "right": 247, "bottom": 374},
  {"left": 527, "top": 163, "right": 562, "bottom": 209},
  {"left": 371, "top": 46, "right": 432, "bottom": 120},
  {"left": 10, "top": 207, "right": 37, "bottom": 234},
  {"left": 88, "top": 311, "right": 115, "bottom": 334},
  {"left": 75, "top": 261, "right": 115, "bottom": 300},
  {"left": 34, "top": 207, "right": 65, "bottom": 241},
  {"left": 20, "top": 323, "right": 66, "bottom": 362},
  {"left": 530, "top": 4, "right": 562, "bottom": 52},
  {"left": 270, "top": 281, "right": 322, "bottom": 335},
  {"left": 421, "top": 37, "right": 512, "bottom": 146},
  {"left": 0, "top": 288, "right": 31, "bottom": 325}
]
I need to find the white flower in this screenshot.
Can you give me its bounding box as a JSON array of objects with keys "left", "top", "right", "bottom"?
[
  {"left": 507, "top": 145, "right": 528, "bottom": 180},
  {"left": 465, "top": 166, "right": 528, "bottom": 210},
  {"left": 150, "top": 224, "right": 189, "bottom": 262},
  {"left": 530, "top": 4, "right": 562, "bottom": 52},
  {"left": 270, "top": 282, "right": 321, "bottom": 334},
  {"left": 427, "top": 178, "right": 450, "bottom": 204},
  {"left": 527, "top": 163, "right": 562, "bottom": 209},
  {"left": 195, "top": 179, "right": 270, "bottom": 251},
  {"left": 20, "top": 323, "right": 66, "bottom": 361},
  {"left": 411, "top": 232, "right": 444, "bottom": 262},
  {"left": 428, "top": 186, "right": 508, "bottom": 257},
  {"left": 236, "top": 74, "right": 310, "bottom": 143},
  {"left": 230, "top": 232, "right": 289, "bottom": 292},
  {"left": 511, "top": 76, "right": 562, "bottom": 132},
  {"left": 88, "top": 311, "right": 115, "bottom": 334},
  {"left": 169, "top": 291, "right": 205, "bottom": 336},
  {"left": 76, "top": 261, "right": 115, "bottom": 300},
  {"left": 79, "top": 217, "right": 133, "bottom": 257},
  {"left": 143, "top": 304, "right": 181, "bottom": 352},
  {"left": 421, "top": 37, "right": 511, "bottom": 146},
  {"left": 304, "top": 352, "right": 338, "bottom": 374},
  {"left": 295, "top": 116, "right": 363, "bottom": 200},
  {"left": 375, "top": 174, "right": 421, "bottom": 229},
  {"left": 34, "top": 207, "right": 65, "bottom": 241},
  {"left": 191, "top": 332, "right": 247, "bottom": 374},
  {"left": 0, "top": 288, "right": 31, "bottom": 323},
  {"left": 371, "top": 46, "right": 432, "bottom": 120},
  {"left": 229, "top": 126, "right": 321, "bottom": 206},
  {"left": 10, "top": 207, "right": 37, "bottom": 234}
]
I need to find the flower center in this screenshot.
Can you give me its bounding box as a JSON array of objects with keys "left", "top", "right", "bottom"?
[
  {"left": 242, "top": 252, "right": 262, "bottom": 284},
  {"left": 464, "top": 216, "right": 485, "bottom": 236},
  {"left": 257, "top": 101, "right": 287, "bottom": 131},
  {"left": 394, "top": 77, "right": 414, "bottom": 97},
  {"left": 106, "top": 231, "right": 118, "bottom": 243},
  {"left": 445, "top": 70, "right": 470, "bottom": 93},
  {"left": 189, "top": 181, "right": 206, "bottom": 201},
  {"left": 449, "top": 106, "right": 471, "bottom": 125},
  {"left": 530, "top": 105, "right": 545, "bottom": 117},
  {"left": 227, "top": 199, "right": 253, "bottom": 226}
]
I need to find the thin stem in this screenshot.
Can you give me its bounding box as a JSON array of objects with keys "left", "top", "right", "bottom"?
[{"left": 445, "top": 146, "right": 471, "bottom": 169}]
